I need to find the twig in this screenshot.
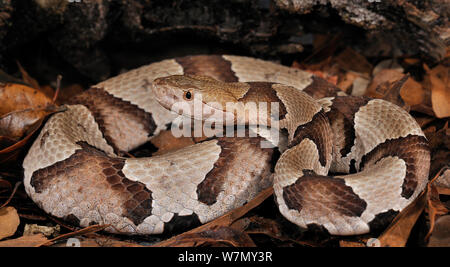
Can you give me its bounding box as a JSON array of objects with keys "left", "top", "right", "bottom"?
[
  {"left": 0, "top": 181, "right": 22, "bottom": 209},
  {"left": 52, "top": 75, "right": 62, "bottom": 103},
  {"left": 154, "top": 186, "right": 273, "bottom": 246},
  {"left": 37, "top": 224, "right": 110, "bottom": 247}
]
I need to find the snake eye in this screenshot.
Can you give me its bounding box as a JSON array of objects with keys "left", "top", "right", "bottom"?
[{"left": 184, "top": 91, "right": 193, "bottom": 100}]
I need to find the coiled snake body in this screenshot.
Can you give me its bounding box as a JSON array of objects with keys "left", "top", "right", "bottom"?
[{"left": 23, "top": 55, "right": 430, "bottom": 235}]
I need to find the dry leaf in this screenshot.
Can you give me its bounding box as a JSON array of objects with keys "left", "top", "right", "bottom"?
[
  {"left": 426, "top": 65, "right": 450, "bottom": 118},
  {"left": 16, "top": 61, "right": 41, "bottom": 90},
  {"left": 0, "top": 234, "right": 48, "bottom": 247},
  {"left": 400, "top": 78, "right": 425, "bottom": 106},
  {"left": 366, "top": 70, "right": 410, "bottom": 111},
  {"left": 334, "top": 47, "right": 373, "bottom": 76},
  {"left": 0, "top": 83, "right": 62, "bottom": 164},
  {"left": 425, "top": 171, "right": 450, "bottom": 241},
  {"left": 154, "top": 225, "right": 256, "bottom": 247},
  {"left": 16, "top": 62, "right": 56, "bottom": 100},
  {"left": 427, "top": 122, "right": 449, "bottom": 177},
  {"left": 435, "top": 169, "right": 450, "bottom": 190},
  {"left": 0, "top": 206, "right": 20, "bottom": 240},
  {"left": 337, "top": 71, "right": 359, "bottom": 93},
  {"left": 366, "top": 69, "right": 403, "bottom": 97},
  {"left": 339, "top": 240, "right": 366, "bottom": 247},
  {"left": 292, "top": 60, "right": 339, "bottom": 85},
  {"left": 375, "top": 190, "right": 427, "bottom": 247},
  {"left": 150, "top": 130, "right": 196, "bottom": 155},
  {"left": 231, "top": 216, "right": 317, "bottom": 247},
  {"left": 0, "top": 116, "right": 45, "bottom": 165},
  {"left": 0, "top": 83, "right": 54, "bottom": 141},
  {"left": 427, "top": 215, "right": 450, "bottom": 247},
  {"left": 154, "top": 187, "right": 273, "bottom": 246},
  {"left": 0, "top": 83, "right": 52, "bottom": 115}
]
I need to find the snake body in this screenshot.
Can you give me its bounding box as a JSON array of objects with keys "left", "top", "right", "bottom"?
[{"left": 22, "top": 55, "right": 430, "bottom": 235}]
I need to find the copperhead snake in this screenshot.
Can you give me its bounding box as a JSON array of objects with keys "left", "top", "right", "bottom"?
[{"left": 22, "top": 55, "right": 430, "bottom": 236}]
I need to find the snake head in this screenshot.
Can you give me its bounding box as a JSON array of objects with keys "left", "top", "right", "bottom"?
[
  {"left": 153, "top": 75, "right": 204, "bottom": 108},
  {"left": 152, "top": 75, "right": 238, "bottom": 122}
]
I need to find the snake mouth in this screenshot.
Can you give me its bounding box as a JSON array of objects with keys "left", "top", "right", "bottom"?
[{"left": 152, "top": 77, "right": 183, "bottom": 110}]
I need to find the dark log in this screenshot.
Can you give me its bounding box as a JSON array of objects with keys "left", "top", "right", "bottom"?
[{"left": 0, "top": 0, "right": 448, "bottom": 82}]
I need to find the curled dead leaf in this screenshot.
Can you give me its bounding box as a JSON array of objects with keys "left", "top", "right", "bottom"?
[
  {"left": 375, "top": 190, "right": 427, "bottom": 247},
  {"left": 0, "top": 82, "right": 64, "bottom": 164},
  {"left": 16, "top": 61, "right": 41, "bottom": 91},
  {"left": 0, "top": 83, "right": 54, "bottom": 142},
  {"left": 366, "top": 70, "right": 411, "bottom": 111},
  {"left": 0, "top": 234, "right": 48, "bottom": 247},
  {"left": 0, "top": 83, "right": 52, "bottom": 115},
  {"left": 154, "top": 225, "right": 256, "bottom": 247},
  {"left": 425, "top": 168, "right": 450, "bottom": 242},
  {"left": 428, "top": 215, "right": 450, "bottom": 247},
  {"left": 0, "top": 206, "right": 20, "bottom": 240},
  {"left": 435, "top": 169, "right": 450, "bottom": 190},
  {"left": 425, "top": 65, "right": 450, "bottom": 118}
]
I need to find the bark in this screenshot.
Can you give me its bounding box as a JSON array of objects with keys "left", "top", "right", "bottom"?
[{"left": 0, "top": 0, "right": 448, "bottom": 82}]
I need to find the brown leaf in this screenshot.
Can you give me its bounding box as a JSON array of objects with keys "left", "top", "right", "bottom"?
[
  {"left": 334, "top": 47, "right": 373, "bottom": 76},
  {"left": 0, "top": 117, "right": 44, "bottom": 164},
  {"left": 425, "top": 170, "right": 450, "bottom": 241},
  {"left": 366, "top": 70, "right": 410, "bottom": 111},
  {"left": 0, "top": 69, "right": 28, "bottom": 85},
  {"left": 0, "top": 206, "right": 20, "bottom": 240},
  {"left": 0, "top": 83, "right": 55, "bottom": 142},
  {"left": 435, "top": 169, "right": 450, "bottom": 190},
  {"left": 231, "top": 216, "right": 317, "bottom": 247},
  {"left": 0, "top": 234, "right": 48, "bottom": 247},
  {"left": 0, "top": 82, "right": 63, "bottom": 164},
  {"left": 0, "top": 109, "right": 45, "bottom": 141},
  {"left": 16, "top": 61, "right": 41, "bottom": 91},
  {"left": 291, "top": 60, "right": 339, "bottom": 85},
  {"left": 339, "top": 240, "right": 366, "bottom": 247},
  {"left": 427, "top": 215, "right": 450, "bottom": 247},
  {"left": 375, "top": 190, "right": 427, "bottom": 247},
  {"left": 154, "top": 187, "right": 273, "bottom": 247},
  {"left": 0, "top": 83, "right": 52, "bottom": 116},
  {"left": 337, "top": 71, "right": 359, "bottom": 93},
  {"left": 154, "top": 225, "right": 256, "bottom": 247},
  {"left": 150, "top": 130, "right": 196, "bottom": 155},
  {"left": 400, "top": 77, "right": 425, "bottom": 106},
  {"left": 426, "top": 65, "right": 450, "bottom": 118},
  {"left": 426, "top": 122, "right": 449, "bottom": 177},
  {"left": 366, "top": 69, "right": 402, "bottom": 96}
]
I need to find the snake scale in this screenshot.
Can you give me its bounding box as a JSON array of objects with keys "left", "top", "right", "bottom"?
[{"left": 22, "top": 55, "right": 430, "bottom": 236}]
